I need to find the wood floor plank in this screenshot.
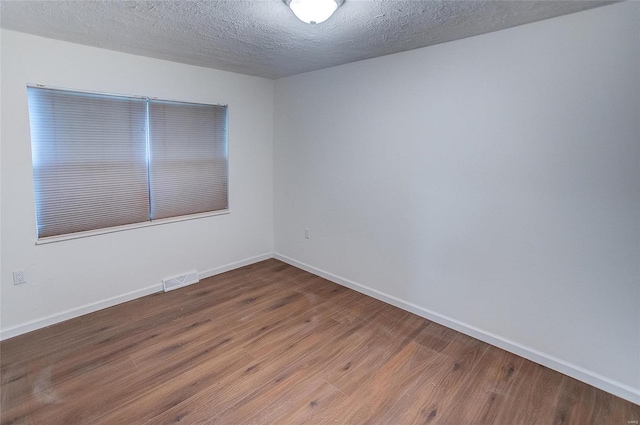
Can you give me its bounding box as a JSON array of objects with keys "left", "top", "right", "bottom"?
[
  {"left": 375, "top": 332, "right": 490, "bottom": 424},
  {"left": 491, "top": 361, "right": 566, "bottom": 425},
  {"left": 413, "top": 320, "right": 459, "bottom": 353},
  {"left": 92, "top": 349, "right": 255, "bottom": 425},
  {"left": 1, "top": 356, "right": 139, "bottom": 425},
  {"left": 1, "top": 259, "right": 637, "bottom": 425},
  {"left": 128, "top": 286, "right": 305, "bottom": 370},
  {"left": 207, "top": 374, "right": 328, "bottom": 425},
  {"left": 238, "top": 305, "right": 342, "bottom": 362},
  {"left": 367, "top": 348, "right": 454, "bottom": 424},
  {"left": 0, "top": 318, "right": 87, "bottom": 368},
  {"left": 144, "top": 313, "right": 357, "bottom": 424},
  {"left": 277, "top": 381, "right": 348, "bottom": 424},
  {"left": 430, "top": 345, "right": 524, "bottom": 424},
  {"left": 327, "top": 341, "right": 440, "bottom": 424},
  {"left": 0, "top": 362, "right": 30, "bottom": 414}
]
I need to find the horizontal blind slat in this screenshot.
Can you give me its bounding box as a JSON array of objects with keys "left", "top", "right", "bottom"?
[
  {"left": 27, "top": 87, "right": 150, "bottom": 238},
  {"left": 148, "top": 100, "right": 228, "bottom": 220}
]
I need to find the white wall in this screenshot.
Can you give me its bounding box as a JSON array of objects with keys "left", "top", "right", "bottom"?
[
  {"left": 274, "top": 2, "right": 640, "bottom": 402},
  {"left": 1, "top": 30, "right": 274, "bottom": 335}
]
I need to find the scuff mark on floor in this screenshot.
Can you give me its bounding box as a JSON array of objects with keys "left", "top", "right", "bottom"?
[{"left": 33, "top": 366, "right": 62, "bottom": 404}]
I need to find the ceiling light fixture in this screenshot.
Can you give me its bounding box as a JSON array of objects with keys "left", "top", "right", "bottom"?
[{"left": 284, "top": 0, "right": 344, "bottom": 24}]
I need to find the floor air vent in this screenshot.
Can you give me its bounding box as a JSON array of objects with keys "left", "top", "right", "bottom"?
[{"left": 163, "top": 270, "right": 199, "bottom": 292}]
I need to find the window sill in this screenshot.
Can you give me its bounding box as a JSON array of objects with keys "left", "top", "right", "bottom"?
[{"left": 35, "top": 209, "right": 230, "bottom": 245}]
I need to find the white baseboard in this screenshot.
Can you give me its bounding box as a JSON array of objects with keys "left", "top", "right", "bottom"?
[
  {"left": 273, "top": 252, "right": 640, "bottom": 406},
  {"left": 0, "top": 283, "right": 162, "bottom": 341},
  {"left": 199, "top": 253, "right": 273, "bottom": 280},
  {"left": 0, "top": 253, "right": 273, "bottom": 342}
]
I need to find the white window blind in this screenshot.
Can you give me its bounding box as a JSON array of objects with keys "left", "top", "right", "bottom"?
[
  {"left": 27, "top": 87, "right": 150, "bottom": 238},
  {"left": 27, "top": 86, "right": 229, "bottom": 240},
  {"left": 148, "top": 100, "right": 228, "bottom": 220}
]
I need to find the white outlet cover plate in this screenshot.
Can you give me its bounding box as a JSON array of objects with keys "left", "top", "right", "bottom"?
[{"left": 13, "top": 270, "right": 26, "bottom": 285}]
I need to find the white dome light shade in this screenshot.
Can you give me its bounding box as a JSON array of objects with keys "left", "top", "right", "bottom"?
[{"left": 286, "top": 0, "right": 343, "bottom": 24}]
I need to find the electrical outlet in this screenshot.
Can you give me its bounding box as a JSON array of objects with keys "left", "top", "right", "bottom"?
[
  {"left": 13, "top": 270, "right": 26, "bottom": 285},
  {"left": 304, "top": 229, "right": 310, "bottom": 239}
]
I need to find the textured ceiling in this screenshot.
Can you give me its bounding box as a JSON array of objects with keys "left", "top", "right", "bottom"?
[{"left": 1, "top": 0, "right": 612, "bottom": 79}]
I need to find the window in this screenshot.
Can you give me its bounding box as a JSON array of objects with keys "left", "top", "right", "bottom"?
[{"left": 27, "top": 85, "right": 228, "bottom": 241}]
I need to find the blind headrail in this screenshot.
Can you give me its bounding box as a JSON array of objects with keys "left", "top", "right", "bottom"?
[{"left": 25, "top": 83, "right": 228, "bottom": 107}]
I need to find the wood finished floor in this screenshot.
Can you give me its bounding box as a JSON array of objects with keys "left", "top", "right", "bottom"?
[{"left": 1, "top": 259, "right": 638, "bottom": 424}]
